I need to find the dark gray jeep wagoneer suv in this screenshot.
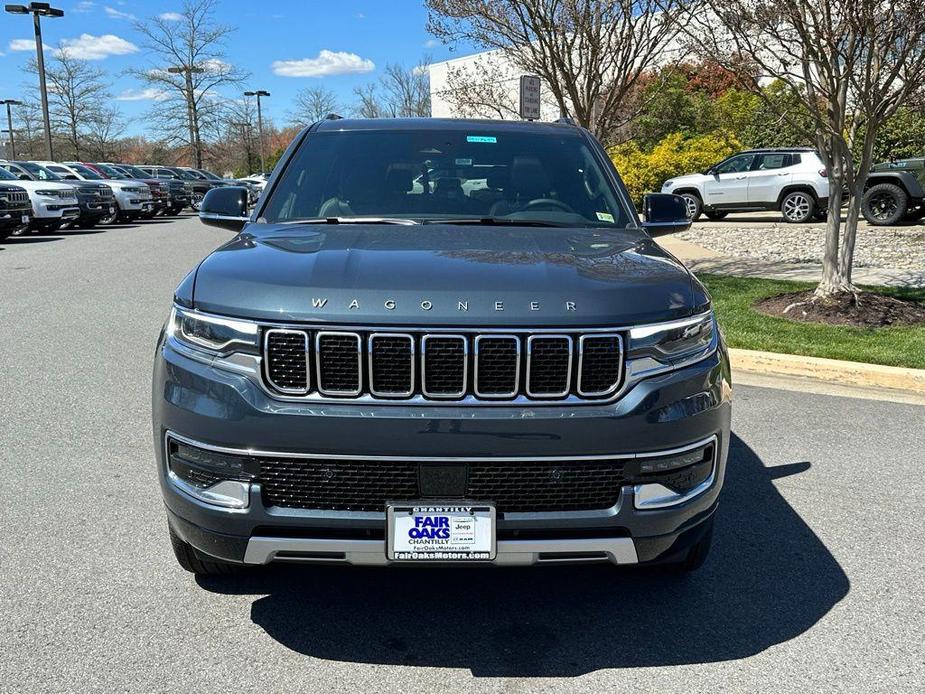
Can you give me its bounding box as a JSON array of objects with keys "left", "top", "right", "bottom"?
[{"left": 153, "top": 117, "right": 731, "bottom": 576}]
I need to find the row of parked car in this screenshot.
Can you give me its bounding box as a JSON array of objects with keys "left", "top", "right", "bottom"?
[
  {"left": 660, "top": 147, "right": 925, "bottom": 226},
  {"left": 0, "top": 160, "right": 267, "bottom": 241}
]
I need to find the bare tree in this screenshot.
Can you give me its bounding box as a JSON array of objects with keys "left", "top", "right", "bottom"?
[
  {"left": 26, "top": 50, "right": 109, "bottom": 159},
  {"left": 426, "top": 0, "right": 692, "bottom": 143},
  {"left": 689, "top": 0, "right": 925, "bottom": 297},
  {"left": 439, "top": 57, "right": 520, "bottom": 119},
  {"left": 131, "top": 0, "right": 247, "bottom": 167},
  {"left": 83, "top": 106, "right": 127, "bottom": 161},
  {"left": 290, "top": 86, "right": 340, "bottom": 125},
  {"left": 380, "top": 59, "right": 432, "bottom": 117},
  {"left": 352, "top": 83, "right": 387, "bottom": 118}
]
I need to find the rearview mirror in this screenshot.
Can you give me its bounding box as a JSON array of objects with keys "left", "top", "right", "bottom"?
[
  {"left": 641, "top": 193, "right": 692, "bottom": 237},
  {"left": 199, "top": 186, "right": 250, "bottom": 232}
]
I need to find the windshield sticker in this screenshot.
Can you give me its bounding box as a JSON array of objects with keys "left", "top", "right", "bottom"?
[
  {"left": 466, "top": 135, "right": 497, "bottom": 143},
  {"left": 596, "top": 212, "right": 615, "bottom": 223}
]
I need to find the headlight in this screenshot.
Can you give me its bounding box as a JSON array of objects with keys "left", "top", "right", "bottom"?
[
  {"left": 35, "top": 189, "right": 60, "bottom": 197},
  {"left": 662, "top": 180, "right": 673, "bottom": 188},
  {"left": 627, "top": 310, "right": 717, "bottom": 369},
  {"left": 167, "top": 306, "right": 259, "bottom": 355}
]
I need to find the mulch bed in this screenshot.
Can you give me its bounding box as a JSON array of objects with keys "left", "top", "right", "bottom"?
[{"left": 755, "top": 290, "right": 925, "bottom": 328}]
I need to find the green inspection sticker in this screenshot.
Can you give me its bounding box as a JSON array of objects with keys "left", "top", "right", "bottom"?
[
  {"left": 596, "top": 212, "right": 615, "bottom": 222},
  {"left": 466, "top": 135, "right": 497, "bottom": 143}
]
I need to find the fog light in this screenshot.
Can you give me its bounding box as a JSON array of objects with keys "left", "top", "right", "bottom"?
[
  {"left": 632, "top": 443, "right": 715, "bottom": 510},
  {"left": 166, "top": 438, "right": 256, "bottom": 509}
]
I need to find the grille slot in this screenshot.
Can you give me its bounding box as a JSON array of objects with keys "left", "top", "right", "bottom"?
[
  {"left": 526, "top": 335, "right": 572, "bottom": 397},
  {"left": 421, "top": 335, "right": 467, "bottom": 398},
  {"left": 578, "top": 334, "right": 623, "bottom": 396},
  {"left": 368, "top": 334, "right": 414, "bottom": 397},
  {"left": 264, "top": 329, "right": 310, "bottom": 394},
  {"left": 258, "top": 457, "right": 626, "bottom": 512},
  {"left": 474, "top": 335, "right": 520, "bottom": 398},
  {"left": 316, "top": 332, "right": 362, "bottom": 395}
]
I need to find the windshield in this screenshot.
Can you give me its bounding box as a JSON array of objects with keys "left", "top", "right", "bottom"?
[
  {"left": 70, "top": 164, "right": 104, "bottom": 180},
  {"left": 0, "top": 167, "right": 17, "bottom": 181},
  {"left": 95, "top": 163, "right": 129, "bottom": 179},
  {"left": 197, "top": 169, "right": 222, "bottom": 180},
  {"left": 17, "top": 161, "right": 62, "bottom": 181},
  {"left": 171, "top": 168, "right": 198, "bottom": 181},
  {"left": 260, "top": 129, "right": 629, "bottom": 227},
  {"left": 118, "top": 165, "right": 149, "bottom": 179}
]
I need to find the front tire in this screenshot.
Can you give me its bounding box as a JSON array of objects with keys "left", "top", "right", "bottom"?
[
  {"left": 169, "top": 525, "right": 243, "bottom": 576},
  {"left": 190, "top": 193, "right": 204, "bottom": 212},
  {"left": 862, "top": 183, "right": 907, "bottom": 226},
  {"left": 781, "top": 191, "right": 816, "bottom": 223},
  {"left": 679, "top": 193, "right": 702, "bottom": 221},
  {"left": 98, "top": 206, "right": 119, "bottom": 226}
]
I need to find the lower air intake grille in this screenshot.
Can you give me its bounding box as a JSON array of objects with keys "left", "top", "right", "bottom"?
[{"left": 258, "top": 457, "right": 627, "bottom": 512}]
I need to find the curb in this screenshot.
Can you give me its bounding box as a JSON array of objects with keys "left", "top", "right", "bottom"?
[{"left": 729, "top": 348, "right": 925, "bottom": 395}]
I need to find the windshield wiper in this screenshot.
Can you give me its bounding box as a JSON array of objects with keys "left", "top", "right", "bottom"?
[
  {"left": 279, "top": 217, "right": 419, "bottom": 225},
  {"left": 421, "top": 217, "right": 569, "bottom": 227}
]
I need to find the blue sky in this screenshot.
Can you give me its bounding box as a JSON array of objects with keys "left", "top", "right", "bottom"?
[{"left": 0, "top": 0, "right": 469, "bottom": 135}]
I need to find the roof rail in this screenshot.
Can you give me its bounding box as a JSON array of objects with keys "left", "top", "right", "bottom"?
[{"left": 324, "top": 113, "right": 343, "bottom": 120}]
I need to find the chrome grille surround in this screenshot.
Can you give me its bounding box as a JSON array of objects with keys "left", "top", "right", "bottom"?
[
  {"left": 258, "top": 324, "right": 626, "bottom": 405},
  {"left": 264, "top": 329, "right": 311, "bottom": 395},
  {"left": 577, "top": 334, "right": 625, "bottom": 397}
]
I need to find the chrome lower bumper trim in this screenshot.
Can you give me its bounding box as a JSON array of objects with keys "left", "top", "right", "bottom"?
[{"left": 242, "top": 536, "right": 639, "bottom": 566}]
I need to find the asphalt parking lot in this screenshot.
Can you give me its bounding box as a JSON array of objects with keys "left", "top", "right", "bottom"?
[{"left": 1, "top": 216, "right": 923, "bottom": 693}]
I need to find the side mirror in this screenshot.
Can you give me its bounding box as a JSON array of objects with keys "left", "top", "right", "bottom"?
[
  {"left": 641, "top": 193, "right": 692, "bottom": 237},
  {"left": 200, "top": 186, "right": 250, "bottom": 232},
  {"left": 19, "top": 174, "right": 30, "bottom": 180}
]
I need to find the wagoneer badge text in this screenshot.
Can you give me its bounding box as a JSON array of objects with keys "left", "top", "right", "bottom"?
[{"left": 308, "top": 298, "right": 578, "bottom": 312}]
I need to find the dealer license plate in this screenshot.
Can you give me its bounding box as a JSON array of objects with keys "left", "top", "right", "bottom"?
[{"left": 387, "top": 503, "right": 495, "bottom": 562}]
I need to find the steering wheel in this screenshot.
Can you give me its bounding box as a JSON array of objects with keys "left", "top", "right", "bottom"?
[{"left": 525, "top": 198, "right": 574, "bottom": 213}]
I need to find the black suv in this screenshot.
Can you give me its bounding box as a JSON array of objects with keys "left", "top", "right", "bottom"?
[
  {"left": 0, "top": 182, "right": 31, "bottom": 240},
  {"left": 154, "top": 118, "right": 731, "bottom": 577},
  {"left": 138, "top": 165, "right": 214, "bottom": 211}
]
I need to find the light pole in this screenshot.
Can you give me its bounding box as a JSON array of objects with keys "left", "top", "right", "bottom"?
[
  {"left": 244, "top": 90, "right": 269, "bottom": 173},
  {"left": 5, "top": 3, "right": 64, "bottom": 160},
  {"left": 0, "top": 99, "right": 23, "bottom": 159},
  {"left": 168, "top": 64, "right": 205, "bottom": 167}
]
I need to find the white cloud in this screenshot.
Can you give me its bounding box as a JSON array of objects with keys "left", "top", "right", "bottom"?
[
  {"left": 423, "top": 39, "right": 439, "bottom": 48},
  {"left": 55, "top": 34, "right": 139, "bottom": 60},
  {"left": 74, "top": 1, "right": 95, "bottom": 12},
  {"left": 115, "top": 87, "right": 168, "bottom": 101},
  {"left": 104, "top": 6, "right": 135, "bottom": 20},
  {"left": 159, "top": 12, "right": 183, "bottom": 21},
  {"left": 9, "top": 38, "right": 50, "bottom": 52},
  {"left": 272, "top": 50, "right": 375, "bottom": 78}
]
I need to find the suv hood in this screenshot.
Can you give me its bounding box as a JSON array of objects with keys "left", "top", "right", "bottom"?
[
  {"left": 190, "top": 224, "right": 697, "bottom": 326},
  {"left": 13, "top": 180, "right": 77, "bottom": 194}
]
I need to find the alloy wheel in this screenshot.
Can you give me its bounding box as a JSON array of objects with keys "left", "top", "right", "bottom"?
[
  {"left": 868, "top": 191, "right": 899, "bottom": 222},
  {"left": 783, "top": 193, "right": 811, "bottom": 221}
]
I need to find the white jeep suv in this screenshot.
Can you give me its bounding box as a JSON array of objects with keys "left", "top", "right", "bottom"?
[{"left": 661, "top": 148, "right": 830, "bottom": 223}]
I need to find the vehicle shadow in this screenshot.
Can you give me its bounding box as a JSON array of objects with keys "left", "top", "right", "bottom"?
[
  {"left": 197, "top": 434, "right": 849, "bottom": 676},
  {"left": 0, "top": 236, "right": 62, "bottom": 246}
]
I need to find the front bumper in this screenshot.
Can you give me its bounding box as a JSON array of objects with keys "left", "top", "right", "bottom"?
[
  {"left": 154, "top": 337, "right": 731, "bottom": 567},
  {"left": 113, "top": 189, "right": 154, "bottom": 212},
  {"left": 32, "top": 198, "right": 80, "bottom": 220}
]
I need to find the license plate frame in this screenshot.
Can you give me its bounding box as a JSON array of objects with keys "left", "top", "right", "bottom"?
[{"left": 386, "top": 502, "right": 496, "bottom": 562}]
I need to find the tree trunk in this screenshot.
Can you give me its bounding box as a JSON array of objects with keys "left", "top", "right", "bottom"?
[{"left": 816, "top": 172, "right": 846, "bottom": 297}]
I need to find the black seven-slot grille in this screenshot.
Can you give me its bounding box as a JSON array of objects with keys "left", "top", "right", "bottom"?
[
  {"left": 258, "top": 456, "right": 627, "bottom": 512},
  {"left": 264, "top": 328, "right": 624, "bottom": 402}
]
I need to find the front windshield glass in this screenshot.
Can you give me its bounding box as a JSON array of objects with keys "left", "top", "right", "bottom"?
[
  {"left": 0, "top": 167, "right": 17, "bottom": 181},
  {"left": 19, "top": 162, "right": 63, "bottom": 181},
  {"left": 95, "top": 163, "right": 128, "bottom": 179},
  {"left": 261, "top": 129, "right": 629, "bottom": 227},
  {"left": 197, "top": 169, "right": 222, "bottom": 180},
  {"left": 118, "top": 165, "right": 149, "bottom": 178},
  {"left": 172, "top": 168, "right": 198, "bottom": 181},
  {"left": 70, "top": 164, "right": 104, "bottom": 180}
]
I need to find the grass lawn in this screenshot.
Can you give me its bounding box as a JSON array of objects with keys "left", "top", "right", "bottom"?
[{"left": 699, "top": 274, "right": 925, "bottom": 369}]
